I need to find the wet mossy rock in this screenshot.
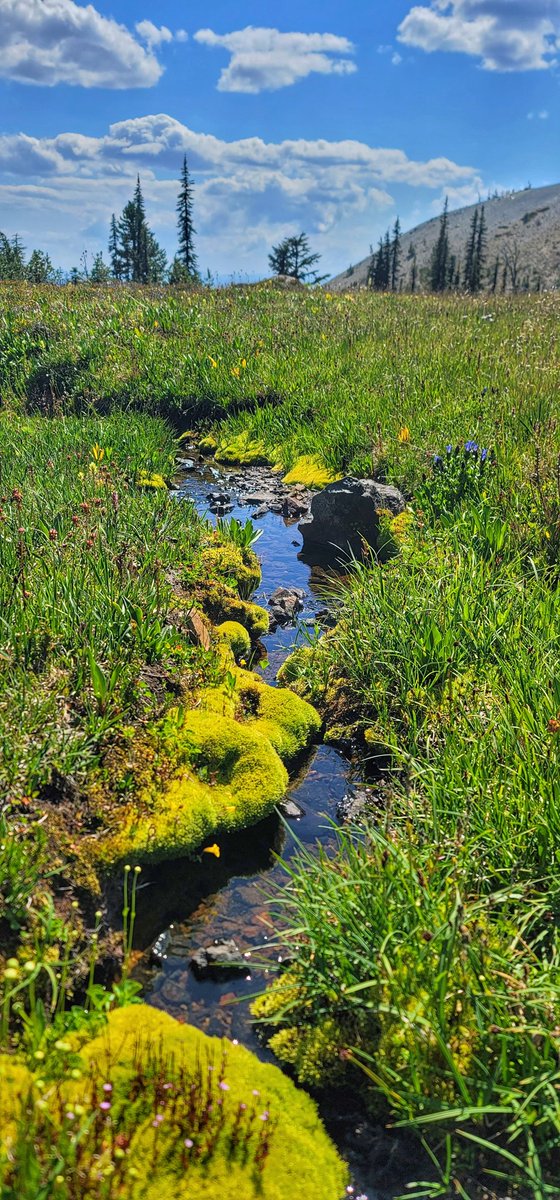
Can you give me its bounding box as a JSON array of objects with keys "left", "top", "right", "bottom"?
[
  {"left": 0, "top": 1006, "right": 347, "bottom": 1200},
  {"left": 202, "top": 584, "right": 269, "bottom": 639}
]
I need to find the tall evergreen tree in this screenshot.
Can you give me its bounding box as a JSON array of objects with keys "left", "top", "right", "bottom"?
[
  {"left": 472, "top": 204, "right": 487, "bottom": 293},
  {"left": 176, "top": 155, "right": 198, "bottom": 278},
  {"left": 390, "top": 217, "right": 401, "bottom": 291},
  {"left": 463, "top": 208, "right": 478, "bottom": 291},
  {"left": 430, "top": 197, "right": 449, "bottom": 292},
  {"left": 109, "top": 214, "right": 122, "bottom": 280},
  {"left": 109, "top": 178, "right": 167, "bottom": 284},
  {"left": 0, "top": 232, "right": 26, "bottom": 280},
  {"left": 26, "top": 249, "right": 54, "bottom": 283}
]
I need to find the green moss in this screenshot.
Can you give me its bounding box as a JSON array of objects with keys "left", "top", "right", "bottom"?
[
  {"left": 97, "top": 708, "right": 289, "bottom": 865},
  {"left": 234, "top": 669, "right": 321, "bottom": 762},
  {"left": 282, "top": 455, "right": 342, "bottom": 488},
  {"left": 95, "top": 655, "right": 320, "bottom": 868},
  {"left": 202, "top": 543, "right": 261, "bottom": 597},
  {"left": 203, "top": 586, "right": 269, "bottom": 639},
  {"left": 198, "top": 434, "right": 218, "bottom": 454},
  {"left": 0, "top": 1006, "right": 347, "bottom": 1200},
  {"left": 216, "top": 621, "right": 252, "bottom": 662},
  {"left": 215, "top": 433, "right": 271, "bottom": 466},
  {"left": 136, "top": 471, "right": 168, "bottom": 489}
]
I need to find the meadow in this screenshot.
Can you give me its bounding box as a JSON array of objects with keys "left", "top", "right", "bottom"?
[{"left": 1, "top": 280, "right": 560, "bottom": 1197}]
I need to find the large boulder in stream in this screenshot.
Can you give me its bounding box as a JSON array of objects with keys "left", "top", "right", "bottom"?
[{"left": 298, "top": 476, "right": 406, "bottom": 561}]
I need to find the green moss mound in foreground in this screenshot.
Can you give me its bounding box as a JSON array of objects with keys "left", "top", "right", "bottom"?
[{"left": 0, "top": 1005, "right": 347, "bottom": 1200}]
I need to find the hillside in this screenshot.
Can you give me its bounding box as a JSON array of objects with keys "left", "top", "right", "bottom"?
[{"left": 330, "top": 182, "right": 560, "bottom": 292}]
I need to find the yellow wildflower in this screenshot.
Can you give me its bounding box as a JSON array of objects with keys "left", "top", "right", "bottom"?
[
  {"left": 398, "top": 426, "right": 410, "bottom": 443},
  {"left": 203, "top": 844, "right": 221, "bottom": 858}
]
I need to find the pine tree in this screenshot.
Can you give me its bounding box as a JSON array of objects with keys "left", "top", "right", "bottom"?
[
  {"left": 463, "top": 207, "right": 479, "bottom": 292},
  {"left": 472, "top": 204, "right": 486, "bottom": 293},
  {"left": 110, "top": 179, "right": 167, "bottom": 284},
  {"left": 109, "top": 214, "right": 122, "bottom": 280},
  {"left": 489, "top": 256, "right": 500, "bottom": 293},
  {"left": 0, "top": 233, "right": 26, "bottom": 280},
  {"left": 176, "top": 155, "right": 198, "bottom": 279},
  {"left": 26, "top": 249, "right": 54, "bottom": 283},
  {"left": 390, "top": 217, "right": 401, "bottom": 291},
  {"left": 268, "top": 233, "right": 326, "bottom": 283},
  {"left": 90, "top": 252, "right": 111, "bottom": 283},
  {"left": 430, "top": 197, "right": 449, "bottom": 292}
]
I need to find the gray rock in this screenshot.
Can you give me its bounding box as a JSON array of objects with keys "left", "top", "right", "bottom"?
[
  {"left": 298, "top": 476, "right": 405, "bottom": 560},
  {"left": 190, "top": 939, "right": 246, "bottom": 979},
  {"left": 206, "top": 491, "right": 231, "bottom": 505},
  {"left": 268, "top": 586, "right": 305, "bottom": 629},
  {"left": 278, "top": 798, "right": 306, "bottom": 820},
  {"left": 178, "top": 458, "right": 196, "bottom": 471}
]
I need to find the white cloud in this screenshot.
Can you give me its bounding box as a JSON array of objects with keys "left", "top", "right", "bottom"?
[
  {"left": 527, "top": 108, "right": 549, "bottom": 118},
  {"left": 398, "top": 0, "right": 559, "bottom": 71},
  {"left": 0, "top": 113, "right": 482, "bottom": 275},
  {"left": 193, "top": 26, "right": 356, "bottom": 92},
  {"left": 0, "top": 0, "right": 164, "bottom": 88},
  {"left": 135, "top": 21, "right": 173, "bottom": 49}
]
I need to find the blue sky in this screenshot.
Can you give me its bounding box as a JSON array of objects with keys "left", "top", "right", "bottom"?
[{"left": 0, "top": 0, "right": 558, "bottom": 278}]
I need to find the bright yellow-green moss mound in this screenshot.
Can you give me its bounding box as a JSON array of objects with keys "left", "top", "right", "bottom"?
[
  {"left": 216, "top": 621, "right": 252, "bottom": 661},
  {"left": 96, "top": 659, "right": 320, "bottom": 867},
  {"left": 0, "top": 1006, "right": 347, "bottom": 1200},
  {"left": 214, "top": 432, "right": 271, "bottom": 466},
  {"left": 282, "top": 455, "right": 342, "bottom": 488},
  {"left": 198, "top": 434, "right": 218, "bottom": 454},
  {"left": 99, "top": 709, "right": 289, "bottom": 865},
  {"left": 202, "top": 586, "right": 269, "bottom": 638},
  {"left": 234, "top": 668, "right": 322, "bottom": 761},
  {"left": 202, "top": 542, "right": 261, "bottom": 597}
]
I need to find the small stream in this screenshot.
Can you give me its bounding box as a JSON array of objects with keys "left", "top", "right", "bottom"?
[
  {"left": 133, "top": 456, "right": 357, "bottom": 1052},
  {"left": 130, "top": 456, "right": 403, "bottom": 1199}
]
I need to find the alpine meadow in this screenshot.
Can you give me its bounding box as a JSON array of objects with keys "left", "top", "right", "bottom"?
[{"left": 2, "top": 1, "right": 560, "bottom": 1198}]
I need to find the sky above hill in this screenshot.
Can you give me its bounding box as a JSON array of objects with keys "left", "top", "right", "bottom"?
[{"left": 0, "top": 0, "right": 558, "bottom": 278}]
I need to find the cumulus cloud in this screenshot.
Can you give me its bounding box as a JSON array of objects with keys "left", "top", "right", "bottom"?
[
  {"left": 193, "top": 26, "right": 356, "bottom": 92},
  {"left": 398, "top": 0, "right": 559, "bottom": 71},
  {"left": 135, "top": 21, "right": 173, "bottom": 49},
  {"left": 0, "top": 113, "right": 482, "bottom": 275},
  {"left": 0, "top": 0, "right": 164, "bottom": 88}
]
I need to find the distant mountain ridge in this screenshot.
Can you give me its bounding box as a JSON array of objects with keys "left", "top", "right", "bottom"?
[{"left": 329, "top": 182, "right": 560, "bottom": 293}]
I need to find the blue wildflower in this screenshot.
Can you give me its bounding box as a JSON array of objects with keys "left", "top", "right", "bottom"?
[
  {"left": 433, "top": 454, "right": 443, "bottom": 468},
  {"left": 480, "top": 448, "right": 488, "bottom": 463},
  {"left": 446, "top": 445, "right": 453, "bottom": 455}
]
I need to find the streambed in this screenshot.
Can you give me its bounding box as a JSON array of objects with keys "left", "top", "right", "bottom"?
[
  {"left": 131, "top": 454, "right": 409, "bottom": 1200},
  {"left": 133, "top": 455, "right": 357, "bottom": 1050}
]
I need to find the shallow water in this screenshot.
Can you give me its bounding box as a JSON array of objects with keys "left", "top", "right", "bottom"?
[{"left": 134, "top": 457, "right": 355, "bottom": 1054}]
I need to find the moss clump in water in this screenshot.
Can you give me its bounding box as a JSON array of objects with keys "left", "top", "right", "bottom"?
[{"left": 0, "top": 1005, "right": 347, "bottom": 1200}]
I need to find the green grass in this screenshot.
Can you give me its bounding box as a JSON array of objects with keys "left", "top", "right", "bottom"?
[
  {"left": 0, "top": 412, "right": 205, "bottom": 804},
  {"left": 2, "top": 282, "right": 560, "bottom": 1196}
]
